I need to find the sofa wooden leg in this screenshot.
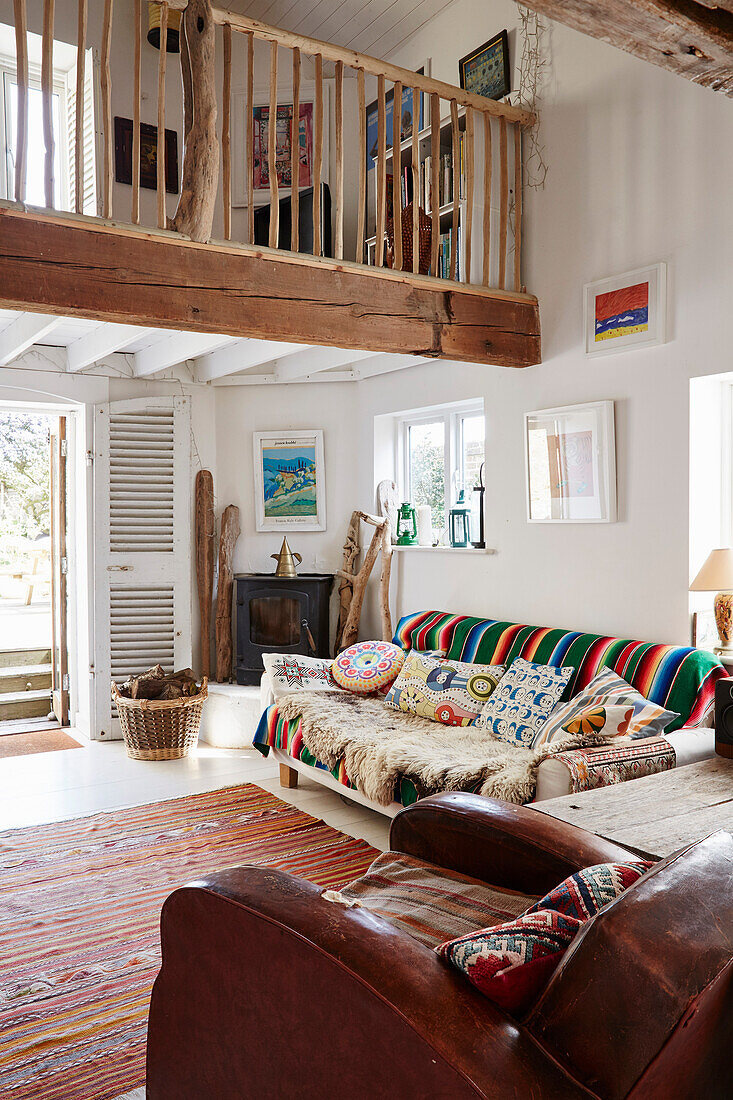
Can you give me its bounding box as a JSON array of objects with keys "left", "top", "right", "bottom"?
[{"left": 279, "top": 763, "right": 299, "bottom": 789}]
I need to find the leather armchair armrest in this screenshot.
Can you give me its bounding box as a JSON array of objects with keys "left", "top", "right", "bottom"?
[
  {"left": 146, "top": 866, "right": 591, "bottom": 1100},
  {"left": 389, "top": 793, "right": 638, "bottom": 896},
  {"left": 541, "top": 736, "right": 675, "bottom": 796}
]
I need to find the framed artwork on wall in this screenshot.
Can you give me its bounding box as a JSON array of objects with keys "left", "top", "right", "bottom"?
[
  {"left": 692, "top": 609, "right": 718, "bottom": 652},
  {"left": 231, "top": 83, "right": 327, "bottom": 207},
  {"left": 525, "top": 401, "right": 616, "bottom": 523},
  {"left": 458, "top": 31, "right": 510, "bottom": 100},
  {"left": 584, "top": 263, "right": 667, "bottom": 357},
  {"left": 253, "top": 430, "right": 326, "bottom": 532},
  {"left": 114, "top": 116, "right": 179, "bottom": 194}
]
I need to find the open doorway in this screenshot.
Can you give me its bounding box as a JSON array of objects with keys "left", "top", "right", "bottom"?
[{"left": 0, "top": 408, "right": 69, "bottom": 735}]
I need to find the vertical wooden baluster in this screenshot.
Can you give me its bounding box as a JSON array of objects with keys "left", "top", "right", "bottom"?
[
  {"left": 313, "top": 53, "right": 323, "bottom": 257},
  {"left": 246, "top": 32, "right": 254, "bottom": 244},
  {"left": 291, "top": 46, "right": 300, "bottom": 252},
  {"left": 498, "top": 116, "right": 508, "bottom": 290},
  {"left": 334, "top": 60, "right": 344, "bottom": 260},
  {"left": 156, "top": 2, "right": 167, "bottom": 228},
  {"left": 222, "top": 22, "right": 232, "bottom": 240},
  {"left": 482, "top": 112, "right": 492, "bottom": 287},
  {"left": 268, "top": 40, "right": 278, "bottom": 248},
  {"left": 450, "top": 98, "right": 459, "bottom": 281},
  {"left": 42, "top": 0, "right": 55, "bottom": 208},
  {"left": 392, "top": 79, "right": 402, "bottom": 272},
  {"left": 514, "top": 123, "right": 523, "bottom": 292},
  {"left": 101, "top": 0, "right": 114, "bottom": 217},
  {"left": 132, "top": 0, "right": 141, "bottom": 223},
  {"left": 465, "top": 107, "right": 474, "bottom": 285},
  {"left": 13, "top": 0, "right": 28, "bottom": 203},
  {"left": 74, "top": 0, "right": 87, "bottom": 213},
  {"left": 375, "top": 74, "right": 386, "bottom": 268},
  {"left": 411, "top": 86, "right": 419, "bottom": 274},
  {"left": 356, "top": 68, "right": 366, "bottom": 264},
  {"left": 430, "top": 92, "right": 440, "bottom": 277}
]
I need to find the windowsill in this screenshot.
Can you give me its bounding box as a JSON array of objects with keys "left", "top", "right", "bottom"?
[{"left": 392, "top": 545, "right": 496, "bottom": 554}]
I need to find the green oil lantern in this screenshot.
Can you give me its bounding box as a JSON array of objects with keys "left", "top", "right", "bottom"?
[{"left": 396, "top": 502, "right": 418, "bottom": 545}]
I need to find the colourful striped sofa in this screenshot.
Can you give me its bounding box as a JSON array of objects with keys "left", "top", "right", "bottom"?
[{"left": 254, "top": 610, "right": 726, "bottom": 811}]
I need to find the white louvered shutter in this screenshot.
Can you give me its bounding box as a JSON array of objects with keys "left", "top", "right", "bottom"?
[
  {"left": 65, "top": 48, "right": 97, "bottom": 215},
  {"left": 93, "top": 396, "right": 191, "bottom": 740}
]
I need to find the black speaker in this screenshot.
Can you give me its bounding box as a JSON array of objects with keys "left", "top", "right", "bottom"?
[{"left": 714, "top": 677, "right": 733, "bottom": 758}]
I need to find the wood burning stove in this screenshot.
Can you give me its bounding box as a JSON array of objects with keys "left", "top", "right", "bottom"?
[{"left": 235, "top": 573, "right": 333, "bottom": 685}]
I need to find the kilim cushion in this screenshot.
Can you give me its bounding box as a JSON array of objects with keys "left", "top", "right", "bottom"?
[
  {"left": 384, "top": 651, "right": 505, "bottom": 726},
  {"left": 473, "top": 658, "right": 573, "bottom": 747},
  {"left": 525, "top": 859, "right": 654, "bottom": 921},
  {"left": 262, "top": 653, "right": 341, "bottom": 699},
  {"left": 338, "top": 851, "right": 539, "bottom": 949},
  {"left": 436, "top": 909, "right": 582, "bottom": 1014},
  {"left": 332, "top": 641, "right": 405, "bottom": 695},
  {"left": 533, "top": 668, "right": 678, "bottom": 748}
]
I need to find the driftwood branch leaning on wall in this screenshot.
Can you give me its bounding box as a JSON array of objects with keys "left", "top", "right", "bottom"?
[
  {"left": 195, "top": 469, "right": 216, "bottom": 679},
  {"left": 215, "top": 504, "right": 240, "bottom": 682},
  {"left": 335, "top": 511, "right": 393, "bottom": 653},
  {"left": 172, "top": 0, "right": 219, "bottom": 241}
]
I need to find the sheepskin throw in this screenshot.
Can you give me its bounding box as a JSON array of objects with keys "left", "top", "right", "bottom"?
[{"left": 275, "top": 691, "right": 615, "bottom": 806}]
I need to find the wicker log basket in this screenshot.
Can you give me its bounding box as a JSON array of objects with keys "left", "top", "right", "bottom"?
[{"left": 112, "top": 678, "right": 208, "bottom": 761}]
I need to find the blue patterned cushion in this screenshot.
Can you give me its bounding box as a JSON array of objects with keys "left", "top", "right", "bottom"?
[
  {"left": 473, "top": 657, "right": 573, "bottom": 747},
  {"left": 525, "top": 860, "right": 653, "bottom": 921}
]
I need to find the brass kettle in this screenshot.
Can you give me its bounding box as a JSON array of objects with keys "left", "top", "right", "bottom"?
[{"left": 271, "top": 537, "right": 302, "bottom": 578}]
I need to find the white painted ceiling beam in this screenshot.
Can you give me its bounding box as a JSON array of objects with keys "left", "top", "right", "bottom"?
[
  {"left": 210, "top": 370, "right": 359, "bottom": 386},
  {"left": 354, "top": 353, "right": 432, "bottom": 379},
  {"left": 0, "top": 313, "right": 62, "bottom": 366},
  {"left": 274, "top": 346, "right": 377, "bottom": 383},
  {"left": 133, "top": 332, "right": 237, "bottom": 376},
  {"left": 66, "top": 323, "right": 155, "bottom": 372},
  {"left": 193, "top": 339, "right": 303, "bottom": 382}
]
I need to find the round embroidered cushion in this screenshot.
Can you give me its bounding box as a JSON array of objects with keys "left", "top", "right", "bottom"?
[{"left": 332, "top": 641, "right": 405, "bottom": 694}]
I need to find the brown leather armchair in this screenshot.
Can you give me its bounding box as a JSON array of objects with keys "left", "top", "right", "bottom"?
[{"left": 146, "top": 794, "right": 733, "bottom": 1099}]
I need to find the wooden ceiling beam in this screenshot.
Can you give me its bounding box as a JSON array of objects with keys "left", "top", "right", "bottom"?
[
  {"left": 518, "top": 0, "right": 733, "bottom": 93},
  {"left": 133, "top": 332, "right": 237, "bottom": 376},
  {"left": 0, "top": 208, "right": 541, "bottom": 369},
  {"left": 66, "top": 322, "right": 155, "bottom": 371},
  {"left": 274, "top": 346, "right": 378, "bottom": 382},
  {"left": 194, "top": 339, "right": 305, "bottom": 381},
  {"left": 0, "top": 312, "right": 62, "bottom": 365}
]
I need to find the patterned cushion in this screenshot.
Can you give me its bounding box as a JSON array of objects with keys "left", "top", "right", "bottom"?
[
  {"left": 332, "top": 641, "right": 405, "bottom": 695},
  {"left": 339, "top": 851, "right": 539, "bottom": 949},
  {"left": 392, "top": 611, "right": 725, "bottom": 729},
  {"left": 473, "top": 658, "right": 573, "bottom": 747},
  {"left": 384, "top": 651, "right": 504, "bottom": 726},
  {"left": 533, "top": 668, "right": 679, "bottom": 748},
  {"left": 436, "top": 909, "right": 582, "bottom": 1014},
  {"left": 262, "top": 653, "right": 340, "bottom": 699},
  {"left": 525, "top": 860, "right": 653, "bottom": 921}
]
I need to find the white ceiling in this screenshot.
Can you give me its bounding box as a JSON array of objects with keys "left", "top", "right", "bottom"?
[
  {"left": 0, "top": 311, "right": 429, "bottom": 384},
  {"left": 236, "top": 0, "right": 457, "bottom": 59}
]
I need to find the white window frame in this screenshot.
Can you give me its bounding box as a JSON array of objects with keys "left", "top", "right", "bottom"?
[
  {"left": 0, "top": 56, "right": 70, "bottom": 208},
  {"left": 396, "top": 399, "right": 484, "bottom": 526}
]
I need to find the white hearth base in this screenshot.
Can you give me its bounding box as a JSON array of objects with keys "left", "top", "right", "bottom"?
[{"left": 199, "top": 683, "right": 263, "bottom": 748}]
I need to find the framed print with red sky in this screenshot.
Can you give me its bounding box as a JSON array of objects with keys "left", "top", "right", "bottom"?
[{"left": 584, "top": 263, "right": 666, "bottom": 357}]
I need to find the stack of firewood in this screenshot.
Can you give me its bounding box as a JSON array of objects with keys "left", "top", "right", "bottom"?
[{"left": 118, "top": 665, "right": 201, "bottom": 701}]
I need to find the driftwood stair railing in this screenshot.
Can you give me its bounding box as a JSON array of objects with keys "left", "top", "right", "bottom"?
[{"left": 7, "top": 0, "right": 535, "bottom": 295}]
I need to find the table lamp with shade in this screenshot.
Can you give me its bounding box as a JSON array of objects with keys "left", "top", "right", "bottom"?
[{"left": 689, "top": 548, "right": 733, "bottom": 659}]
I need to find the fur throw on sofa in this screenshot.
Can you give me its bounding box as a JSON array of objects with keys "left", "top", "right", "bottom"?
[{"left": 275, "top": 691, "right": 615, "bottom": 806}]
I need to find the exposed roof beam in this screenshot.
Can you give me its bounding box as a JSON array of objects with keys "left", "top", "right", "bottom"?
[
  {"left": 354, "top": 354, "right": 431, "bottom": 378},
  {"left": 519, "top": 0, "right": 733, "bottom": 95},
  {"left": 66, "top": 322, "right": 155, "bottom": 372},
  {"left": 210, "top": 370, "right": 359, "bottom": 386},
  {"left": 274, "top": 346, "right": 377, "bottom": 382},
  {"left": 193, "top": 339, "right": 303, "bottom": 382},
  {"left": 0, "top": 313, "right": 62, "bottom": 366},
  {"left": 133, "top": 332, "right": 236, "bottom": 376}
]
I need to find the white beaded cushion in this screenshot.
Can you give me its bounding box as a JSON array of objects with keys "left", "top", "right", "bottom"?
[
  {"left": 262, "top": 653, "right": 340, "bottom": 700},
  {"left": 532, "top": 668, "right": 679, "bottom": 749},
  {"left": 473, "top": 657, "right": 573, "bottom": 748}
]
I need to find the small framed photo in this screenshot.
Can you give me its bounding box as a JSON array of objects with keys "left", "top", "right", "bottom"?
[
  {"left": 114, "top": 117, "right": 179, "bottom": 194},
  {"left": 692, "top": 609, "right": 718, "bottom": 653},
  {"left": 253, "top": 430, "right": 326, "bottom": 532},
  {"left": 525, "top": 401, "right": 616, "bottom": 523},
  {"left": 458, "top": 31, "right": 510, "bottom": 101},
  {"left": 584, "top": 263, "right": 667, "bottom": 357}
]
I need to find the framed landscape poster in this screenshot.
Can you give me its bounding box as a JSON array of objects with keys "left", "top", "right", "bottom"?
[
  {"left": 584, "top": 263, "right": 667, "bottom": 357},
  {"left": 253, "top": 430, "right": 326, "bottom": 532},
  {"left": 525, "top": 401, "right": 616, "bottom": 523}
]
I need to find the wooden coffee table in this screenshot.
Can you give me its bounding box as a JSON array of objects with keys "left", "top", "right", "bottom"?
[{"left": 534, "top": 756, "right": 733, "bottom": 859}]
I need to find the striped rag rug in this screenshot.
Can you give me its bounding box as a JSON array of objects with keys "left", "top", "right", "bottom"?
[{"left": 0, "top": 784, "right": 377, "bottom": 1100}]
